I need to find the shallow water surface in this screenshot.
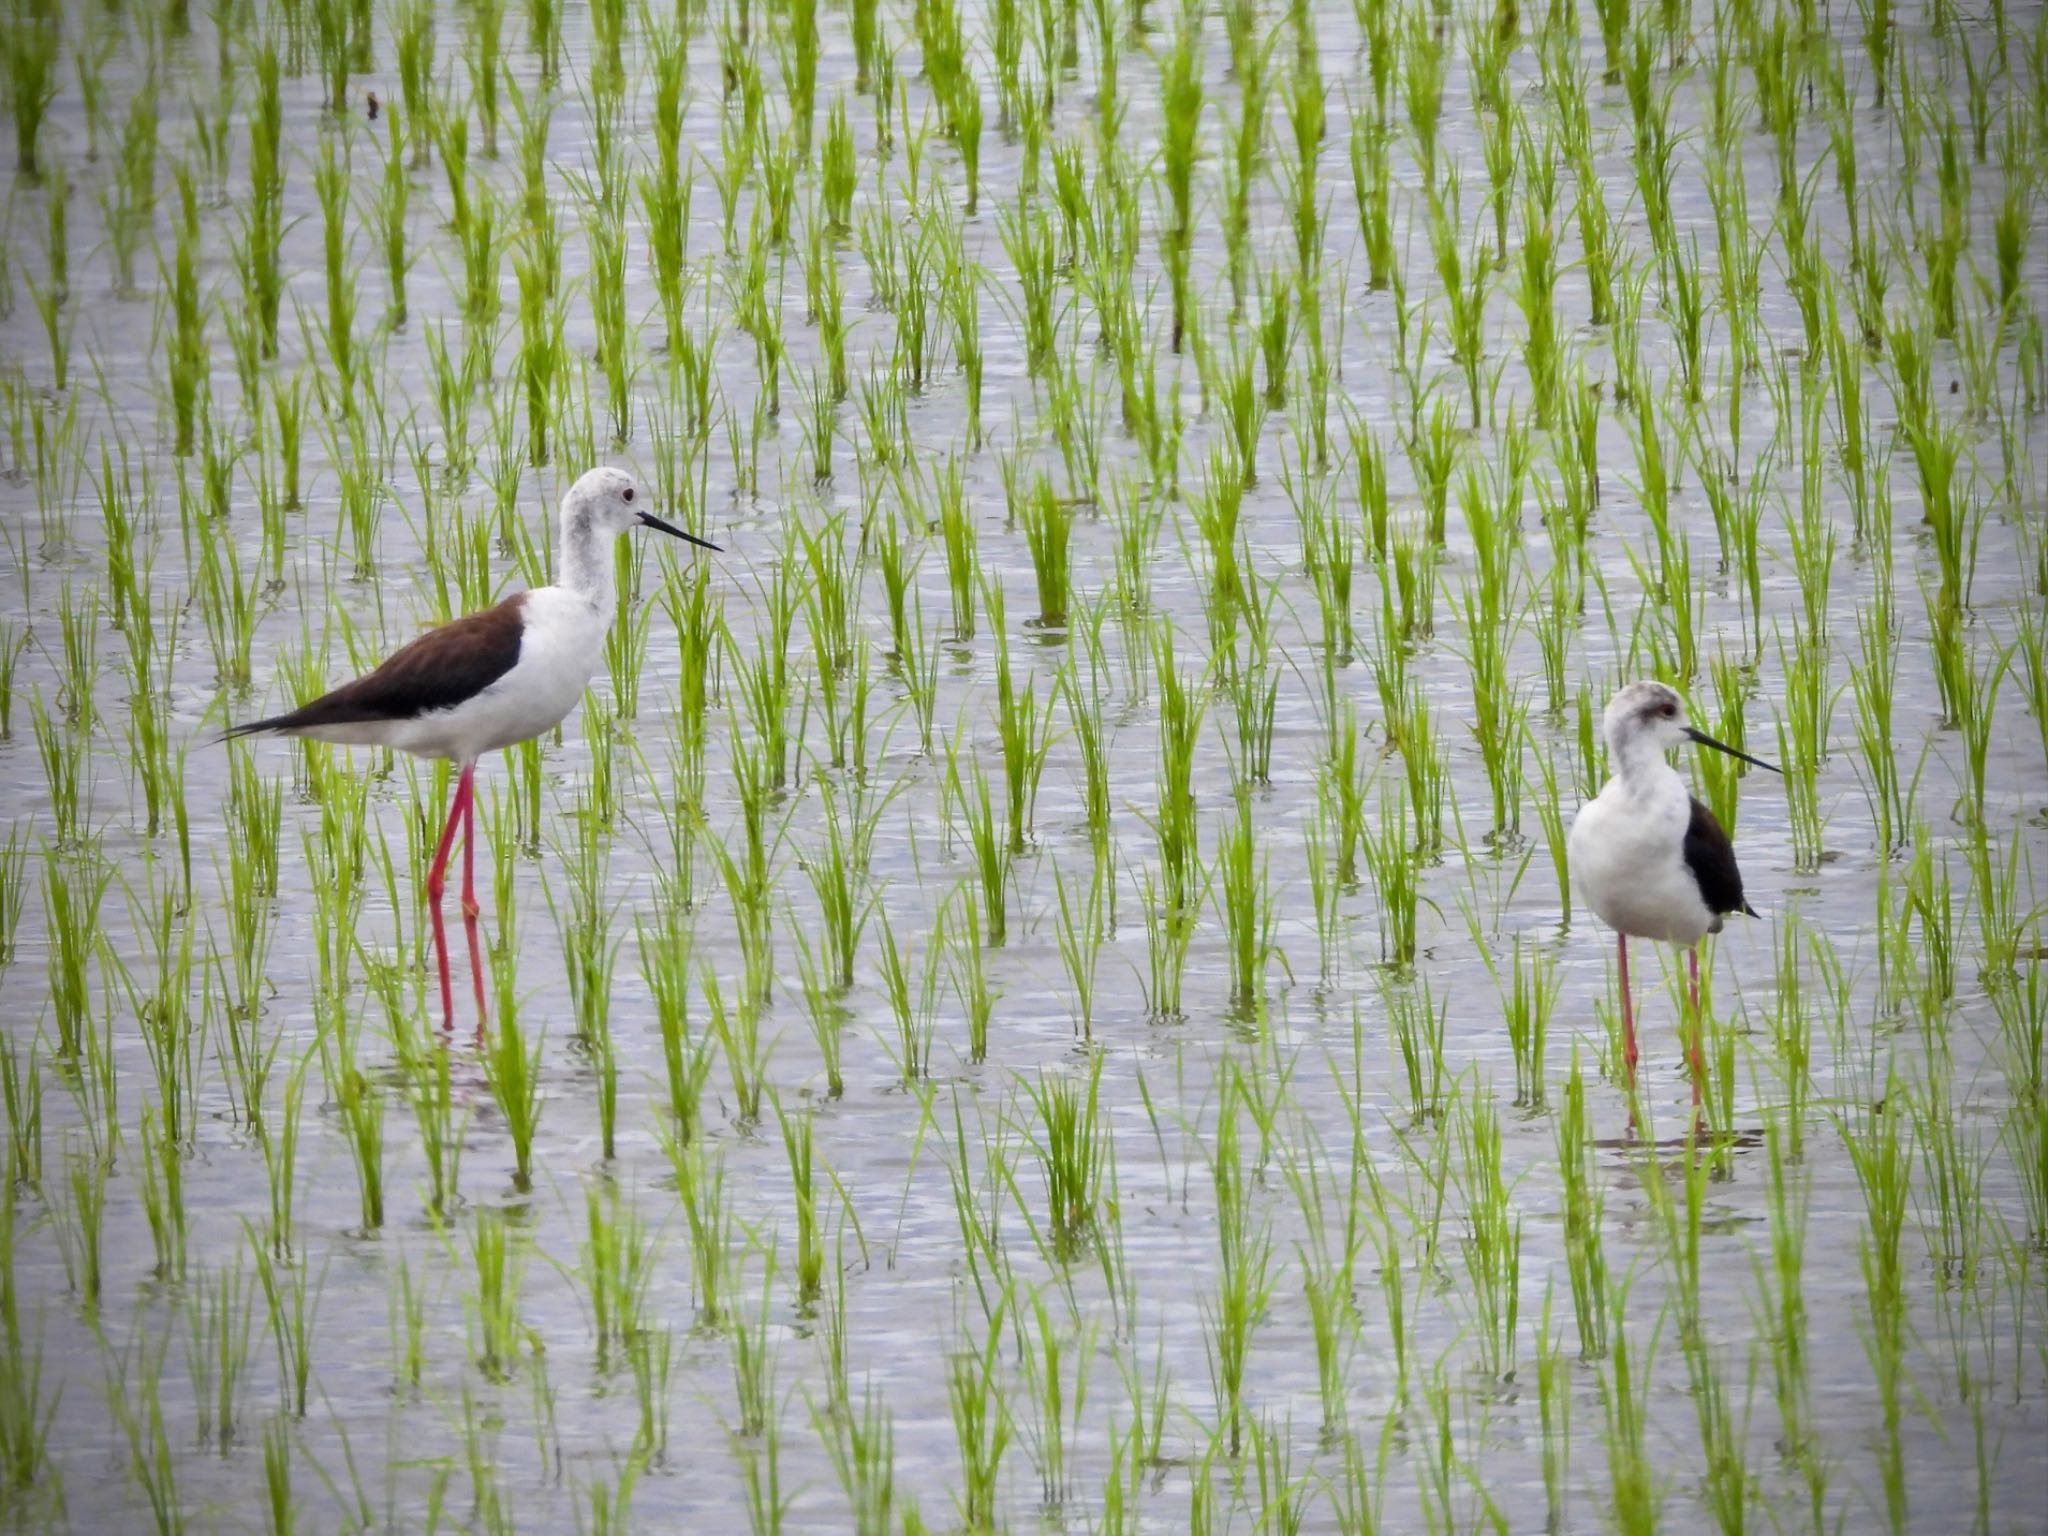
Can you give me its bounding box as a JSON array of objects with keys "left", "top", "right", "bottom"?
[{"left": 0, "top": 0, "right": 2044, "bottom": 1531}]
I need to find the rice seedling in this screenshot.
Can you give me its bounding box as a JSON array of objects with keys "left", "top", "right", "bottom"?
[
  {"left": 1543, "top": 1056, "right": 1608, "bottom": 1356},
  {"left": 107, "top": 1316, "right": 186, "bottom": 1535},
  {"left": 704, "top": 960, "right": 769, "bottom": 1125},
  {"left": 1015, "top": 471, "right": 1072, "bottom": 629},
  {"left": 1256, "top": 265, "right": 1295, "bottom": 413},
  {"left": 1222, "top": 623, "right": 1280, "bottom": 788},
  {"left": 126, "top": 868, "right": 199, "bottom": 1155},
  {"left": 1017, "top": 1052, "right": 1108, "bottom": 1259},
  {"left": 1840, "top": 1078, "right": 1916, "bottom": 1531},
  {"left": 875, "top": 903, "right": 940, "bottom": 1083},
  {"left": 1157, "top": 15, "right": 1205, "bottom": 348},
  {"left": 1399, "top": 0, "right": 1448, "bottom": 180},
  {"left": 481, "top": 948, "right": 543, "bottom": 1192},
  {"left": 946, "top": 1098, "right": 1014, "bottom": 1331},
  {"left": 0, "top": 2, "right": 2034, "bottom": 1526},
  {"left": 42, "top": 844, "right": 107, "bottom": 1061},
  {"left": 26, "top": 167, "right": 70, "bottom": 393},
  {"left": 2, "top": 1, "right": 60, "bottom": 181},
  {"left": 0, "top": 1186, "right": 55, "bottom": 1500},
  {"left": 1204, "top": 1068, "right": 1275, "bottom": 1459},
  {"left": 184, "top": 1256, "right": 255, "bottom": 1453},
  {"left": 1009, "top": 1286, "right": 1090, "bottom": 1511},
  {"left": 323, "top": 1020, "right": 385, "bottom": 1234},
  {"left": 95, "top": 68, "right": 160, "bottom": 291},
  {"left": 0, "top": 1030, "right": 38, "bottom": 1196},
  {"left": 400, "top": 1028, "right": 462, "bottom": 1220},
  {"left": 0, "top": 621, "right": 22, "bottom": 739},
  {"left": 1364, "top": 783, "right": 1428, "bottom": 966},
  {"left": 157, "top": 165, "right": 212, "bottom": 461},
  {"left": 948, "top": 739, "right": 1009, "bottom": 949},
  {"left": 947, "top": 1296, "right": 1013, "bottom": 1532},
  {"left": 1215, "top": 789, "right": 1279, "bottom": 1022},
  {"left": 1283, "top": 1140, "right": 1363, "bottom": 1439},
  {"left": 987, "top": 582, "right": 1055, "bottom": 854},
  {"left": 657, "top": 1121, "right": 731, "bottom": 1329},
  {"left": 1773, "top": 623, "right": 1834, "bottom": 874},
  {"left": 1448, "top": 1082, "right": 1522, "bottom": 1383},
  {"left": 43, "top": 1136, "right": 107, "bottom": 1325},
  {"left": 731, "top": 1294, "right": 789, "bottom": 1531},
  {"left": 465, "top": 1206, "right": 528, "bottom": 1383},
  {"left": 815, "top": 1376, "right": 896, "bottom": 1536},
  {"left": 246, "top": 1215, "right": 319, "bottom": 1421},
  {"left": 1050, "top": 848, "right": 1108, "bottom": 1039},
  {"left": 946, "top": 882, "right": 998, "bottom": 1065},
  {"left": 644, "top": 891, "right": 714, "bottom": 1116},
  {"left": 576, "top": 1178, "right": 656, "bottom": 1373}
]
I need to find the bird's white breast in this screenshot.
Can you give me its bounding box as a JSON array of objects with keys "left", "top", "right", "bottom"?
[
  {"left": 479, "top": 587, "right": 608, "bottom": 746},
  {"left": 376, "top": 587, "right": 606, "bottom": 761},
  {"left": 1569, "top": 768, "right": 1716, "bottom": 946}
]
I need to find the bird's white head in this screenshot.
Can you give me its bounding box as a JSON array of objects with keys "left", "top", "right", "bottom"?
[
  {"left": 564, "top": 465, "right": 724, "bottom": 546},
  {"left": 1603, "top": 679, "right": 1782, "bottom": 779},
  {"left": 1604, "top": 680, "right": 1690, "bottom": 759},
  {"left": 564, "top": 466, "right": 648, "bottom": 539},
  {"left": 556, "top": 467, "right": 720, "bottom": 603}
]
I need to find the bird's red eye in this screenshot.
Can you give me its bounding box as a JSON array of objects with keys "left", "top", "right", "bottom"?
[
  {"left": 623, "top": 487, "right": 635, "bottom": 503},
  {"left": 1661, "top": 701, "right": 1677, "bottom": 717}
]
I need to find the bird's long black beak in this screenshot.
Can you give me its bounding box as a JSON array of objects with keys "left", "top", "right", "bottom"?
[
  {"left": 639, "top": 510, "right": 721, "bottom": 552},
  {"left": 1686, "top": 726, "right": 1780, "bottom": 773}
]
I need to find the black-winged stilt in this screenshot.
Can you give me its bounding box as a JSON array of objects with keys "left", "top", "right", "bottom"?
[
  {"left": 226, "top": 466, "right": 718, "bottom": 1030},
  {"left": 1568, "top": 680, "right": 1779, "bottom": 1114}
]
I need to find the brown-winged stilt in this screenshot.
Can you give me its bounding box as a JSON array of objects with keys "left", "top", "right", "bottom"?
[
  {"left": 1568, "top": 680, "right": 1779, "bottom": 1114},
  {"left": 226, "top": 466, "right": 718, "bottom": 1031}
]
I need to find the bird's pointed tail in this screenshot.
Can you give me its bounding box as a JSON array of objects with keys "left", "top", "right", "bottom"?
[{"left": 213, "top": 715, "right": 296, "bottom": 747}]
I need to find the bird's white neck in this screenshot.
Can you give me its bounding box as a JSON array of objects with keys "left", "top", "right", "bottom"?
[
  {"left": 558, "top": 514, "right": 617, "bottom": 615},
  {"left": 1610, "top": 732, "right": 1680, "bottom": 795}
]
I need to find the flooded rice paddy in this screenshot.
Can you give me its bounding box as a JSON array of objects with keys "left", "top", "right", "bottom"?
[{"left": 0, "top": 0, "right": 2045, "bottom": 1530}]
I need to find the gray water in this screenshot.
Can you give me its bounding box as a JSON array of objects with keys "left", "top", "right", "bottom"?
[{"left": 0, "top": 0, "right": 2044, "bottom": 1531}]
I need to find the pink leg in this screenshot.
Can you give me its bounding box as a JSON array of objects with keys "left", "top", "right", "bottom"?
[
  {"left": 1688, "top": 946, "right": 1706, "bottom": 1114},
  {"left": 1618, "top": 933, "right": 1638, "bottom": 1078},
  {"left": 1619, "top": 933, "right": 1640, "bottom": 1134},
  {"left": 460, "top": 767, "right": 489, "bottom": 1035},
  {"left": 424, "top": 765, "right": 474, "bottom": 1031}
]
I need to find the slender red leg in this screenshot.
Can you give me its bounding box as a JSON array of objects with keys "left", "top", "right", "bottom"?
[
  {"left": 459, "top": 765, "right": 489, "bottom": 1034},
  {"left": 1618, "top": 933, "right": 1638, "bottom": 1077},
  {"left": 424, "top": 766, "right": 472, "bottom": 1031},
  {"left": 1688, "top": 946, "right": 1706, "bottom": 1114},
  {"left": 1619, "top": 932, "right": 1641, "bottom": 1134}
]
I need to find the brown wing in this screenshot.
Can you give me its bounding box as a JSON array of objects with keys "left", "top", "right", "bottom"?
[{"left": 226, "top": 593, "right": 527, "bottom": 738}]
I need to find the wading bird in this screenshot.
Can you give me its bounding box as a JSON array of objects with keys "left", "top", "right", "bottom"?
[
  {"left": 1569, "top": 680, "right": 1779, "bottom": 1116},
  {"left": 226, "top": 466, "right": 718, "bottom": 1031}
]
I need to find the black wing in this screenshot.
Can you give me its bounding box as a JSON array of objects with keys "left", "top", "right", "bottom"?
[
  {"left": 225, "top": 593, "right": 527, "bottom": 738},
  {"left": 1684, "top": 795, "right": 1756, "bottom": 919}
]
